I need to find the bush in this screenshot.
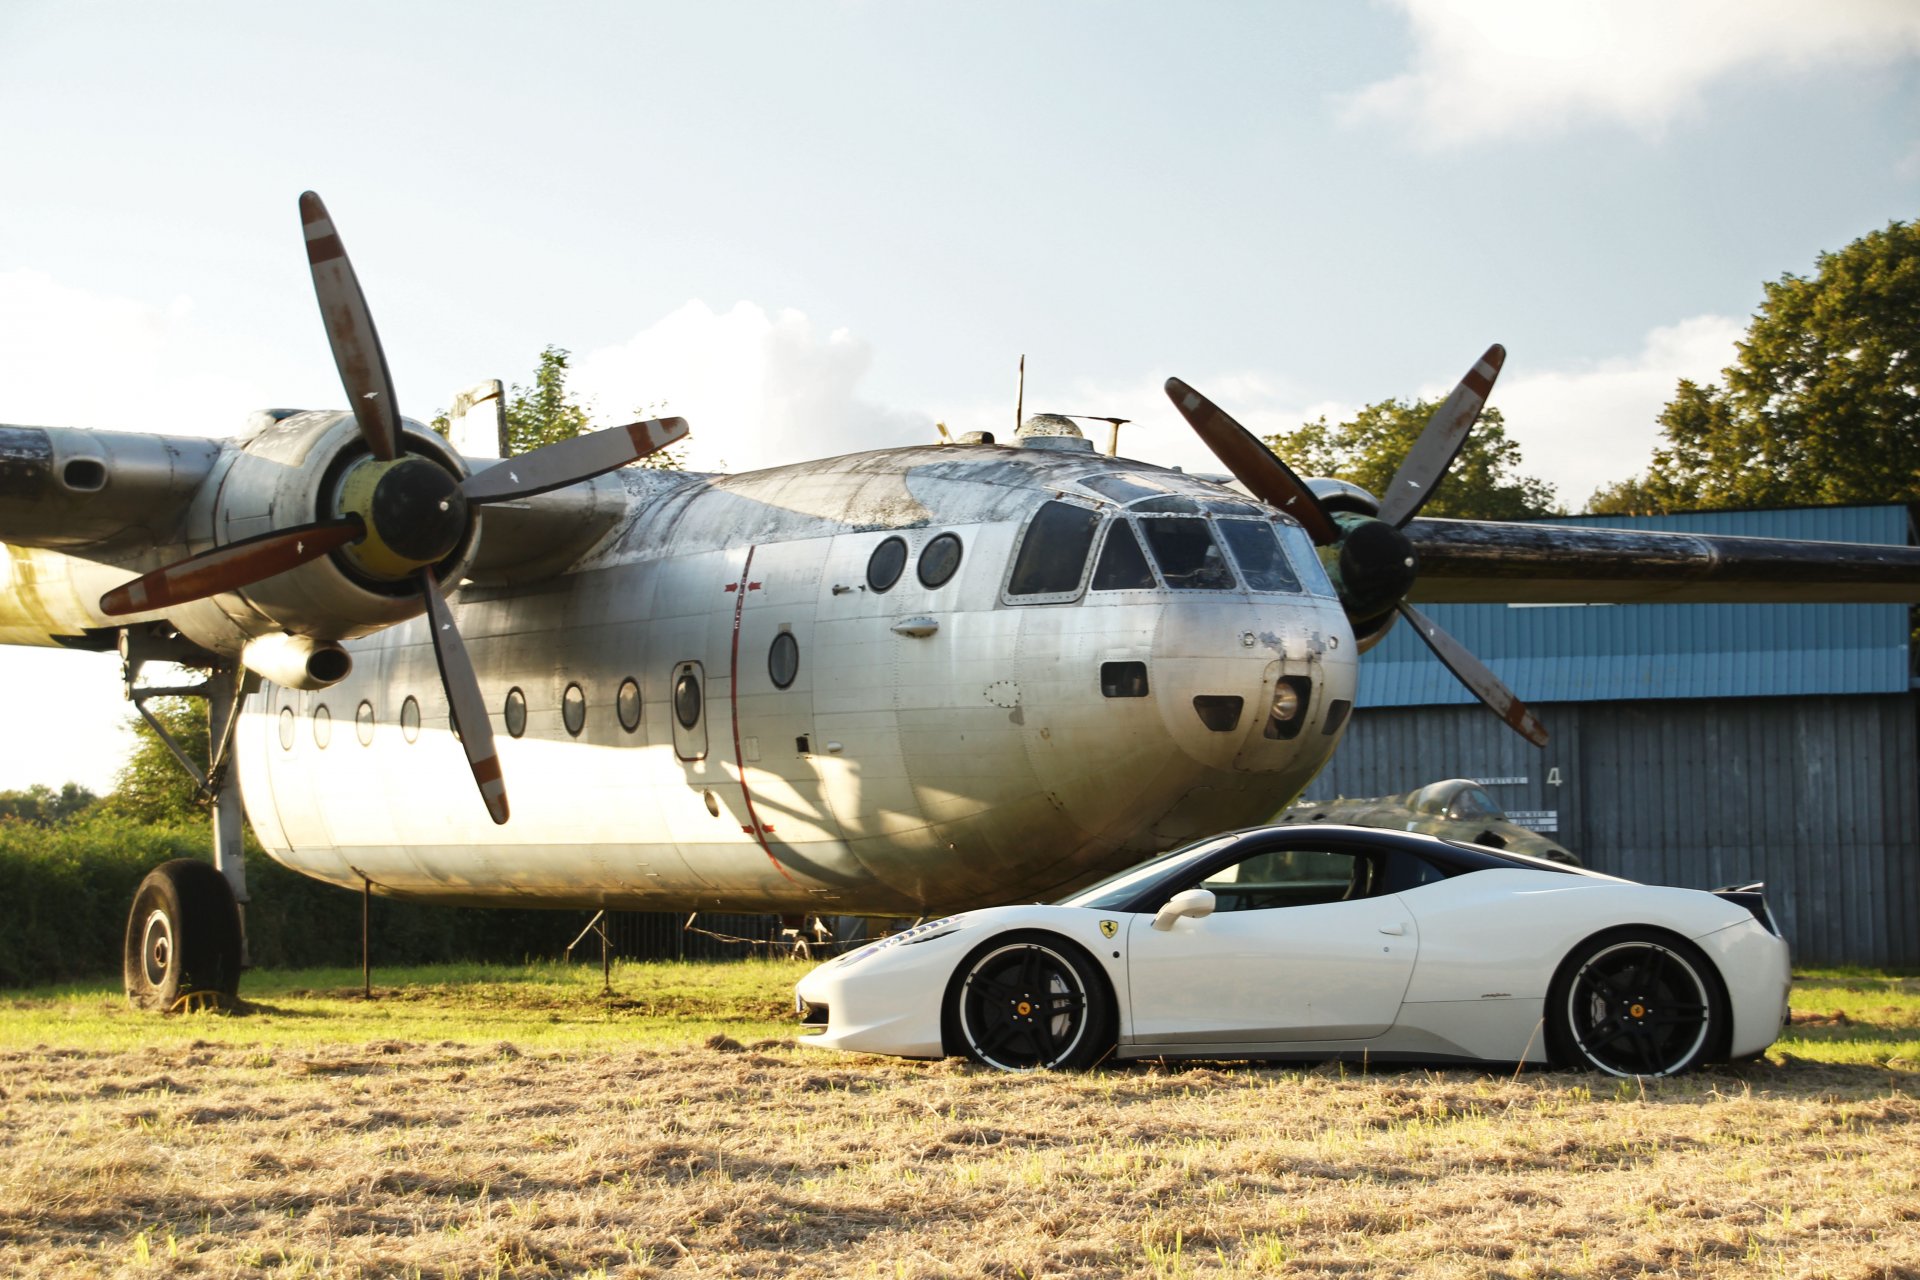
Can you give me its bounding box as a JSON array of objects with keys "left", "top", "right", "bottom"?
[{"left": 0, "top": 815, "right": 598, "bottom": 986}]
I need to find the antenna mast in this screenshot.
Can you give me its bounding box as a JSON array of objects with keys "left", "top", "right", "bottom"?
[{"left": 1015, "top": 355, "right": 1025, "bottom": 436}]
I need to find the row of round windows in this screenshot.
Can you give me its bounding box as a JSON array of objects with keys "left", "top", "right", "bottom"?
[
  {"left": 274, "top": 632, "right": 805, "bottom": 751},
  {"left": 866, "top": 532, "right": 962, "bottom": 593}
]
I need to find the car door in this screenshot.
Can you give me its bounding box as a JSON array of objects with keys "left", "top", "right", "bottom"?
[{"left": 1124, "top": 845, "right": 1418, "bottom": 1046}]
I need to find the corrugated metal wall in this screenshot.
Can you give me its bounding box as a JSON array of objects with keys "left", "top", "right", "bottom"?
[
  {"left": 1366, "top": 505, "right": 1915, "bottom": 706},
  {"left": 1304, "top": 696, "right": 1920, "bottom": 968}
]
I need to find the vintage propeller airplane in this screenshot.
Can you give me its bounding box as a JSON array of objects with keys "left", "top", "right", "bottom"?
[{"left": 4, "top": 193, "right": 1919, "bottom": 1010}]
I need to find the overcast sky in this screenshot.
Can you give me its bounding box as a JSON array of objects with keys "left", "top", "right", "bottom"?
[{"left": 2, "top": 0, "right": 1917, "bottom": 792}]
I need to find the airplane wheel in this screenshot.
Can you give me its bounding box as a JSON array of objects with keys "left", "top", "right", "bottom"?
[
  {"left": 945, "top": 931, "right": 1111, "bottom": 1072},
  {"left": 1549, "top": 929, "right": 1726, "bottom": 1077},
  {"left": 123, "top": 860, "right": 243, "bottom": 1012}
]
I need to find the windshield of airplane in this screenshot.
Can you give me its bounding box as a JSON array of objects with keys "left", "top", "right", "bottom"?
[
  {"left": 1217, "top": 520, "right": 1302, "bottom": 592},
  {"left": 1007, "top": 500, "right": 1102, "bottom": 597},
  {"left": 1055, "top": 834, "right": 1240, "bottom": 909},
  {"left": 1139, "top": 517, "right": 1236, "bottom": 589}
]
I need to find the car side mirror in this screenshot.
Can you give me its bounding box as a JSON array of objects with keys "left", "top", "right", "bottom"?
[{"left": 1151, "top": 887, "right": 1216, "bottom": 932}]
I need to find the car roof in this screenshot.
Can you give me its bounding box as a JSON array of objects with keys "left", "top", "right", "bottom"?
[{"left": 1206, "top": 822, "right": 1606, "bottom": 879}]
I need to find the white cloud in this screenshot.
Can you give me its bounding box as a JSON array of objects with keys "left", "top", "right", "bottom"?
[
  {"left": 570, "top": 301, "right": 930, "bottom": 472},
  {"left": 948, "top": 319, "right": 1743, "bottom": 512},
  {"left": 1474, "top": 315, "right": 1744, "bottom": 507},
  {"left": 1347, "top": 0, "right": 1920, "bottom": 146},
  {"left": 0, "top": 270, "right": 288, "bottom": 436}
]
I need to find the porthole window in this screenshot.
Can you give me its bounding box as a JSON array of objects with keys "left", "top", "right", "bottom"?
[
  {"left": 313, "top": 704, "right": 332, "bottom": 749},
  {"left": 355, "top": 700, "right": 375, "bottom": 746},
  {"left": 401, "top": 696, "right": 421, "bottom": 744},
  {"left": 504, "top": 687, "right": 527, "bottom": 738},
  {"left": 674, "top": 669, "right": 702, "bottom": 729},
  {"left": 278, "top": 706, "right": 295, "bottom": 751},
  {"left": 918, "top": 532, "right": 963, "bottom": 588},
  {"left": 617, "top": 678, "right": 641, "bottom": 733},
  {"left": 768, "top": 632, "right": 799, "bottom": 689},
  {"left": 866, "top": 536, "right": 908, "bottom": 593},
  {"left": 562, "top": 683, "right": 586, "bottom": 737}
]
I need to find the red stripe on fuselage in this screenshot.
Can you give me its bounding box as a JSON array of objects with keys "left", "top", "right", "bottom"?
[{"left": 727, "top": 546, "right": 796, "bottom": 883}]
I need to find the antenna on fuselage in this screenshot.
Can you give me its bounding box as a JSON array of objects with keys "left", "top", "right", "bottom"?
[
  {"left": 1015, "top": 354, "right": 1025, "bottom": 438},
  {"left": 1061, "top": 414, "right": 1132, "bottom": 457}
]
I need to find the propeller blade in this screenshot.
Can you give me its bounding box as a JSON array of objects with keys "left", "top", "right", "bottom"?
[
  {"left": 1376, "top": 344, "right": 1506, "bottom": 528},
  {"left": 1396, "top": 600, "right": 1548, "bottom": 746},
  {"left": 300, "top": 191, "right": 403, "bottom": 462},
  {"left": 1165, "top": 377, "right": 1340, "bottom": 545},
  {"left": 99, "top": 519, "right": 363, "bottom": 617},
  {"left": 461, "top": 417, "right": 691, "bottom": 505},
  {"left": 421, "top": 568, "right": 509, "bottom": 825}
]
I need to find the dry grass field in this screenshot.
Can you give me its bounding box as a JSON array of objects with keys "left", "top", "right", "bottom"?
[{"left": 1, "top": 963, "right": 1917, "bottom": 1278}]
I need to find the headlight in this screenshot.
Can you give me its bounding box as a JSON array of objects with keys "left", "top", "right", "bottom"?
[
  {"left": 1271, "top": 685, "right": 1300, "bottom": 721},
  {"left": 832, "top": 916, "right": 964, "bottom": 968}
]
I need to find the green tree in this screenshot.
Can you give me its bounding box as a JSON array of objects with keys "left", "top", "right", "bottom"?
[
  {"left": 1588, "top": 218, "right": 1920, "bottom": 513},
  {"left": 505, "top": 345, "right": 593, "bottom": 455},
  {"left": 1263, "top": 401, "right": 1558, "bottom": 520},
  {"left": 497, "top": 345, "right": 686, "bottom": 469},
  {"left": 106, "top": 697, "right": 210, "bottom": 826},
  {"left": 0, "top": 782, "right": 97, "bottom": 826}
]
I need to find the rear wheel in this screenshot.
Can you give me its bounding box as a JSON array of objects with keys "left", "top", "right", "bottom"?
[
  {"left": 1550, "top": 930, "right": 1725, "bottom": 1077},
  {"left": 123, "top": 860, "right": 243, "bottom": 1012},
  {"left": 945, "top": 931, "right": 1112, "bottom": 1072}
]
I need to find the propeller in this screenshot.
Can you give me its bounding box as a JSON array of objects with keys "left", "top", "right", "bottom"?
[
  {"left": 1166, "top": 344, "right": 1547, "bottom": 746},
  {"left": 101, "top": 191, "right": 692, "bottom": 822}
]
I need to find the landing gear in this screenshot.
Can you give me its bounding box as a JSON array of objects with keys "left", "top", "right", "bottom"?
[
  {"left": 123, "top": 860, "right": 243, "bottom": 1011},
  {"left": 945, "top": 931, "right": 1113, "bottom": 1072},
  {"left": 1549, "top": 930, "right": 1727, "bottom": 1077},
  {"left": 117, "top": 636, "right": 253, "bottom": 1010}
]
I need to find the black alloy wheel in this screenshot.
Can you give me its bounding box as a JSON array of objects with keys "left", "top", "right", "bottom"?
[
  {"left": 122, "top": 860, "right": 244, "bottom": 1012},
  {"left": 1551, "top": 930, "right": 1725, "bottom": 1077},
  {"left": 946, "top": 931, "right": 1112, "bottom": 1072}
]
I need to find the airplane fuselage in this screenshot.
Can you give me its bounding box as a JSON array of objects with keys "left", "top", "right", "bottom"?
[{"left": 236, "top": 441, "right": 1359, "bottom": 913}]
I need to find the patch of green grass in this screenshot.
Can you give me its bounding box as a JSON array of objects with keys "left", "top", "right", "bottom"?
[
  {"left": 1776, "top": 969, "right": 1920, "bottom": 1069},
  {"left": 5, "top": 964, "right": 1918, "bottom": 1071},
  {"left": 0, "top": 958, "right": 803, "bottom": 1051}
]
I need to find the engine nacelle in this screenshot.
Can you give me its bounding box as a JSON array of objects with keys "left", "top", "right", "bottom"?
[
  {"left": 165, "top": 410, "right": 479, "bottom": 655},
  {"left": 1303, "top": 478, "right": 1402, "bottom": 653},
  {"left": 241, "top": 632, "right": 352, "bottom": 689}
]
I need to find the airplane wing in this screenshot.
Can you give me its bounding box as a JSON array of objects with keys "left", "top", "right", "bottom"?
[
  {"left": 0, "top": 425, "right": 221, "bottom": 555},
  {"left": 1404, "top": 517, "right": 1920, "bottom": 605}
]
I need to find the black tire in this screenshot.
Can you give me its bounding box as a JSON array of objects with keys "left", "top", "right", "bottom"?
[
  {"left": 123, "top": 860, "right": 243, "bottom": 1012},
  {"left": 944, "top": 931, "right": 1113, "bottom": 1072},
  {"left": 1547, "top": 929, "right": 1727, "bottom": 1077}
]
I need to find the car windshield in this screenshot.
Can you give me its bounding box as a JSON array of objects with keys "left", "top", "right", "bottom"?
[{"left": 1055, "top": 835, "right": 1239, "bottom": 910}]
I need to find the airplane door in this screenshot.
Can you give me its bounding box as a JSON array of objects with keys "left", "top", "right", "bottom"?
[
  {"left": 733, "top": 539, "right": 862, "bottom": 885},
  {"left": 1124, "top": 847, "right": 1417, "bottom": 1046},
  {"left": 670, "top": 661, "right": 707, "bottom": 761}
]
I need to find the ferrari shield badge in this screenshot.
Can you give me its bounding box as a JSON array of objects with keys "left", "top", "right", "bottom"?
[{"left": 1099, "top": 919, "right": 1118, "bottom": 939}]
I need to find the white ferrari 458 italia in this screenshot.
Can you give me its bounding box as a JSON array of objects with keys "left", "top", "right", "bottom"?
[{"left": 794, "top": 824, "right": 1791, "bottom": 1076}]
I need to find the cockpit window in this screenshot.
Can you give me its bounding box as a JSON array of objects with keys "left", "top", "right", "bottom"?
[
  {"left": 1140, "top": 517, "right": 1235, "bottom": 590},
  {"left": 1447, "top": 787, "right": 1503, "bottom": 821},
  {"left": 1217, "top": 520, "right": 1302, "bottom": 593},
  {"left": 1008, "top": 500, "right": 1101, "bottom": 598},
  {"left": 1091, "top": 520, "right": 1156, "bottom": 590},
  {"left": 1079, "top": 472, "right": 1191, "bottom": 505},
  {"left": 1276, "top": 521, "right": 1338, "bottom": 599},
  {"left": 1132, "top": 495, "right": 1204, "bottom": 515}
]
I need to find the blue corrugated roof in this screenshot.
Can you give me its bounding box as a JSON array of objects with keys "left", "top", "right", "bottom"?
[{"left": 1360, "top": 505, "right": 1914, "bottom": 706}]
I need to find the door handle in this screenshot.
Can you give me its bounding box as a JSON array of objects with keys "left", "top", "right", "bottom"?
[{"left": 1378, "top": 922, "right": 1405, "bottom": 936}]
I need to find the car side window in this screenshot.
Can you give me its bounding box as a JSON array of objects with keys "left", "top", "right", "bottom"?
[{"left": 1197, "top": 848, "right": 1374, "bottom": 912}]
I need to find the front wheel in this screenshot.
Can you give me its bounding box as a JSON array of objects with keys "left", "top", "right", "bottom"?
[
  {"left": 945, "top": 931, "right": 1112, "bottom": 1072},
  {"left": 1549, "top": 930, "right": 1726, "bottom": 1077},
  {"left": 123, "top": 860, "right": 243, "bottom": 1012}
]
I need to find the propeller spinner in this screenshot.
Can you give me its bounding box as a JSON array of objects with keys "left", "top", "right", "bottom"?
[
  {"left": 1166, "top": 345, "right": 1546, "bottom": 746},
  {"left": 102, "top": 192, "right": 691, "bottom": 823}
]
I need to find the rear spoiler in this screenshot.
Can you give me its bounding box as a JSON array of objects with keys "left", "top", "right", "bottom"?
[{"left": 1713, "top": 882, "right": 1781, "bottom": 937}]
